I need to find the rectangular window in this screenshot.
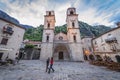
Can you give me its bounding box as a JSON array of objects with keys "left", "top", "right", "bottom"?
[
  {"left": 48, "top": 23, "right": 50, "bottom": 28},
  {"left": 73, "top": 35, "right": 76, "bottom": 42},
  {"left": 0, "top": 38, "right": 8, "bottom": 45},
  {"left": 72, "top": 22, "right": 75, "bottom": 28},
  {"left": 46, "top": 36, "right": 49, "bottom": 42}
]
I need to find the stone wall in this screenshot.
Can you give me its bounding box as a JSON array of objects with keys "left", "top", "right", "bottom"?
[{"left": 0, "top": 19, "right": 25, "bottom": 60}]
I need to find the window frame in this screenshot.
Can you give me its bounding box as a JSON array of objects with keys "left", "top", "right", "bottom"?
[
  {"left": 46, "top": 35, "right": 49, "bottom": 42},
  {"left": 73, "top": 35, "right": 76, "bottom": 42},
  {"left": 0, "top": 38, "right": 8, "bottom": 45},
  {"left": 47, "top": 23, "right": 50, "bottom": 28},
  {"left": 72, "top": 22, "right": 75, "bottom": 28}
]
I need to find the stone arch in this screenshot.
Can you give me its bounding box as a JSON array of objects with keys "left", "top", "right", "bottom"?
[
  {"left": 89, "top": 54, "right": 95, "bottom": 61},
  {"left": 103, "top": 55, "right": 113, "bottom": 62},
  {"left": 115, "top": 55, "right": 120, "bottom": 63},
  {"left": 84, "top": 55, "right": 88, "bottom": 60},
  {"left": 96, "top": 55, "right": 103, "bottom": 61},
  {"left": 53, "top": 44, "right": 71, "bottom": 61}
]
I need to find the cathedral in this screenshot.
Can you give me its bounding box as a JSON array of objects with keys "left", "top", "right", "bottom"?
[{"left": 40, "top": 7, "right": 84, "bottom": 61}]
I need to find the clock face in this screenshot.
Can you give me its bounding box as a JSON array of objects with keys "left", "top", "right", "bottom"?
[{"left": 59, "top": 36, "right": 63, "bottom": 40}]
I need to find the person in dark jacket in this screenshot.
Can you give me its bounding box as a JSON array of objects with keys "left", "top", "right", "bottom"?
[
  {"left": 46, "top": 57, "right": 50, "bottom": 72},
  {"left": 48, "top": 57, "right": 54, "bottom": 74}
]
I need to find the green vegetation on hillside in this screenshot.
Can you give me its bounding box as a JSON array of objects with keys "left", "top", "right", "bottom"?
[
  {"left": 24, "top": 21, "right": 112, "bottom": 41},
  {"left": 55, "top": 24, "right": 67, "bottom": 34},
  {"left": 24, "top": 25, "right": 43, "bottom": 41}
]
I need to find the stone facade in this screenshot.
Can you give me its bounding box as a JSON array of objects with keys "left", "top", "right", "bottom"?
[
  {"left": 20, "top": 40, "right": 41, "bottom": 60},
  {"left": 23, "top": 40, "right": 41, "bottom": 49},
  {"left": 81, "top": 37, "right": 94, "bottom": 60},
  {"left": 0, "top": 18, "right": 25, "bottom": 60},
  {"left": 92, "top": 24, "right": 120, "bottom": 62},
  {"left": 40, "top": 11, "right": 55, "bottom": 60},
  {"left": 40, "top": 7, "right": 84, "bottom": 61}
]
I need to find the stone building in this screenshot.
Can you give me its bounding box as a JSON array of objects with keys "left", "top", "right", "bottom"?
[
  {"left": 40, "top": 7, "right": 84, "bottom": 61},
  {"left": 81, "top": 37, "right": 95, "bottom": 60},
  {"left": 0, "top": 18, "right": 25, "bottom": 60},
  {"left": 20, "top": 40, "right": 41, "bottom": 60},
  {"left": 92, "top": 22, "right": 120, "bottom": 62},
  {"left": 24, "top": 40, "right": 41, "bottom": 49}
]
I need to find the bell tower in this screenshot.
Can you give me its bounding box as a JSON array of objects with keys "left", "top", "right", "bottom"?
[
  {"left": 66, "top": 7, "right": 84, "bottom": 61},
  {"left": 40, "top": 11, "right": 55, "bottom": 60}
]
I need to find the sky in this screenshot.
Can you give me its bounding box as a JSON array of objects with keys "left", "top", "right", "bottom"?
[{"left": 0, "top": 0, "right": 120, "bottom": 27}]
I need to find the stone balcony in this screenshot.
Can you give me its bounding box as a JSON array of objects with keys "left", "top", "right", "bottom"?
[
  {"left": 105, "top": 37, "right": 117, "bottom": 43},
  {"left": 3, "top": 27, "right": 14, "bottom": 35}
]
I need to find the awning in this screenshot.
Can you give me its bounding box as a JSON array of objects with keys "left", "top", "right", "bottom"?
[{"left": 0, "top": 48, "right": 13, "bottom": 52}]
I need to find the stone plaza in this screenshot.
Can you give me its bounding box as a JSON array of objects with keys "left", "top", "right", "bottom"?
[{"left": 0, "top": 60, "right": 120, "bottom": 80}]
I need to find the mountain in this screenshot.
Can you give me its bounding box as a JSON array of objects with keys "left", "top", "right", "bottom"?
[
  {"left": 78, "top": 21, "right": 111, "bottom": 37},
  {"left": 21, "top": 24, "right": 33, "bottom": 29},
  {"left": 24, "top": 22, "right": 112, "bottom": 41},
  {"left": 0, "top": 10, "right": 33, "bottom": 29},
  {"left": 24, "top": 25, "right": 43, "bottom": 41},
  {"left": 0, "top": 10, "right": 19, "bottom": 24},
  {"left": 55, "top": 21, "right": 112, "bottom": 37}
]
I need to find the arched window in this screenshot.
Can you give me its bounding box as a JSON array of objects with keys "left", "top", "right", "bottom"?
[
  {"left": 46, "top": 35, "right": 49, "bottom": 42},
  {"left": 115, "top": 55, "right": 120, "bottom": 63},
  {"left": 47, "top": 23, "right": 50, "bottom": 28},
  {"left": 49, "top": 12, "right": 51, "bottom": 15},
  {"left": 89, "top": 54, "right": 95, "bottom": 61},
  {"left": 72, "top": 22, "right": 75, "bottom": 28},
  {"left": 96, "top": 55, "right": 103, "bottom": 61},
  {"left": 70, "top": 11, "right": 74, "bottom": 15},
  {"left": 73, "top": 35, "right": 76, "bottom": 42}
]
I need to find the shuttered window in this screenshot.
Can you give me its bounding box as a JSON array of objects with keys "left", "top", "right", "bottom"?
[{"left": 1, "top": 38, "right": 8, "bottom": 45}]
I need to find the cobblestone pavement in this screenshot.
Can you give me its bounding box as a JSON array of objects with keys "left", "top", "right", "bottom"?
[{"left": 0, "top": 60, "right": 120, "bottom": 80}]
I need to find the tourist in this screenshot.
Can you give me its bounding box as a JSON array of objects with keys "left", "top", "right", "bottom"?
[
  {"left": 48, "top": 57, "right": 55, "bottom": 74},
  {"left": 46, "top": 57, "right": 50, "bottom": 72}
]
